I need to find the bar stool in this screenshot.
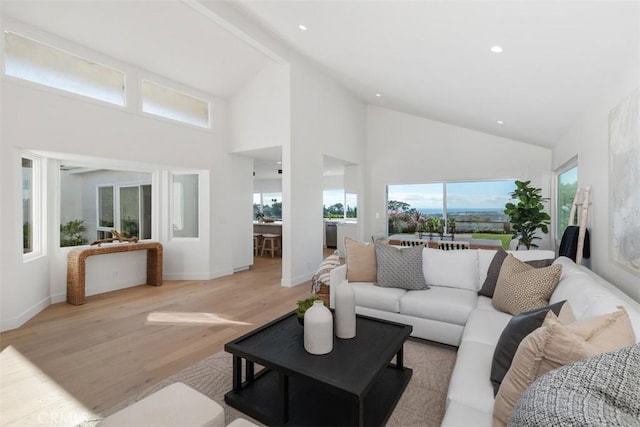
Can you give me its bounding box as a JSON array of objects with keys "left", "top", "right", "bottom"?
[
  {"left": 261, "top": 234, "right": 281, "bottom": 257},
  {"left": 253, "top": 233, "right": 263, "bottom": 256}
]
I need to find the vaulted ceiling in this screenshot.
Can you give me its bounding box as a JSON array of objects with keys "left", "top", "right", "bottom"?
[{"left": 3, "top": 1, "right": 639, "bottom": 149}]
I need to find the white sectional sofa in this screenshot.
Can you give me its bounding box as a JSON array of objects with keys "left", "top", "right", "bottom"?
[{"left": 329, "top": 248, "right": 640, "bottom": 427}]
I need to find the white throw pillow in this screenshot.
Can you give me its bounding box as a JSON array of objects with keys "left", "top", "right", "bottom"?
[{"left": 422, "top": 247, "right": 479, "bottom": 291}]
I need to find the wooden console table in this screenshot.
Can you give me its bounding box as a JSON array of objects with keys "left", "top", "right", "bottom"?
[{"left": 67, "top": 242, "right": 163, "bottom": 305}]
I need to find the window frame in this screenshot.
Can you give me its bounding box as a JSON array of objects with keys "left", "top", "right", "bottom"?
[
  {"left": 554, "top": 158, "right": 579, "bottom": 244},
  {"left": 170, "top": 173, "right": 199, "bottom": 239},
  {"left": 386, "top": 179, "right": 515, "bottom": 235},
  {"left": 95, "top": 183, "right": 152, "bottom": 242},
  {"left": 3, "top": 30, "right": 127, "bottom": 107},
  {"left": 140, "top": 78, "right": 211, "bottom": 129},
  {"left": 21, "top": 153, "right": 45, "bottom": 261}
]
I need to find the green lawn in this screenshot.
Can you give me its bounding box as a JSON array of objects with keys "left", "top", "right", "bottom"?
[{"left": 472, "top": 233, "right": 512, "bottom": 250}]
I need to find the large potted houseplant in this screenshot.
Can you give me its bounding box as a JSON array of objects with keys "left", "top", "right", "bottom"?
[{"left": 504, "top": 180, "right": 551, "bottom": 249}]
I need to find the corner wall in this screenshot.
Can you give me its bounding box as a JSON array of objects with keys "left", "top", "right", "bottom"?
[
  {"left": 0, "top": 77, "right": 233, "bottom": 331},
  {"left": 553, "top": 58, "right": 640, "bottom": 302},
  {"left": 283, "top": 58, "right": 367, "bottom": 286}
]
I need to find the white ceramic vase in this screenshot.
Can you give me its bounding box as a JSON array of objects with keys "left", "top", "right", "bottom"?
[
  {"left": 335, "top": 280, "right": 356, "bottom": 339},
  {"left": 304, "top": 300, "right": 333, "bottom": 355}
]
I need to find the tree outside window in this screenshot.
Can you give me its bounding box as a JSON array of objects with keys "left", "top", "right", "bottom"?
[{"left": 557, "top": 166, "right": 578, "bottom": 238}]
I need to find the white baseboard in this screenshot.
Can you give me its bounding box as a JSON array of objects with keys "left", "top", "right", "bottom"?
[
  {"left": 163, "top": 268, "right": 234, "bottom": 281},
  {"left": 51, "top": 293, "right": 67, "bottom": 304},
  {"left": 0, "top": 296, "right": 50, "bottom": 332},
  {"left": 281, "top": 271, "right": 313, "bottom": 288}
]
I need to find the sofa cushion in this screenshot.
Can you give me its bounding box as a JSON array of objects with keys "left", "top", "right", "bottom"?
[
  {"left": 344, "top": 237, "right": 376, "bottom": 282},
  {"left": 492, "top": 255, "right": 562, "bottom": 315},
  {"left": 493, "top": 307, "right": 636, "bottom": 427},
  {"left": 375, "top": 243, "right": 428, "bottom": 290},
  {"left": 490, "top": 300, "right": 571, "bottom": 395},
  {"left": 441, "top": 400, "right": 493, "bottom": 427},
  {"left": 351, "top": 282, "right": 406, "bottom": 313},
  {"left": 508, "top": 249, "right": 555, "bottom": 262},
  {"left": 447, "top": 340, "right": 497, "bottom": 414},
  {"left": 422, "top": 247, "right": 479, "bottom": 291},
  {"left": 461, "top": 308, "right": 512, "bottom": 346},
  {"left": 549, "top": 273, "right": 604, "bottom": 318},
  {"left": 478, "top": 249, "right": 555, "bottom": 298},
  {"left": 399, "top": 287, "right": 477, "bottom": 326}
]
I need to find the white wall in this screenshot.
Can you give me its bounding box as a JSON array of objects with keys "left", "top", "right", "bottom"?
[
  {"left": 230, "top": 63, "right": 290, "bottom": 153},
  {"left": 254, "top": 178, "right": 282, "bottom": 193},
  {"left": 231, "top": 154, "right": 254, "bottom": 271},
  {"left": 366, "top": 105, "right": 553, "bottom": 246},
  {"left": 553, "top": 58, "right": 640, "bottom": 302},
  {"left": 322, "top": 175, "right": 344, "bottom": 190},
  {"left": 283, "top": 58, "right": 367, "bottom": 286},
  {"left": 229, "top": 52, "right": 367, "bottom": 287}
]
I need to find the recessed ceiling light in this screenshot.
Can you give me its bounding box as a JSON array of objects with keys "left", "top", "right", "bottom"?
[
  {"left": 490, "top": 46, "right": 503, "bottom": 53},
  {"left": 299, "top": 24, "right": 308, "bottom": 31},
  {"left": 375, "top": 93, "right": 382, "bottom": 97},
  {"left": 497, "top": 120, "right": 504, "bottom": 125},
  {"left": 276, "top": 161, "right": 282, "bottom": 165}
]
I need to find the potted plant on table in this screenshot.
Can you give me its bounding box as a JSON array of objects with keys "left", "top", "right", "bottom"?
[
  {"left": 504, "top": 180, "right": 551, "bottom": 250},
  {"left": 426, "top": 217, "right": 438, "bottom": 240},
  {"left": 296, "top": 295, "right": 322, "bottom": 325},
  {"left": 447, "top": 218, "right": 457, "bottom": 241}
]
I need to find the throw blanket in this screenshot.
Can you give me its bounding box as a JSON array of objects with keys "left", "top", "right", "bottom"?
[{"left": 509, "top": 344, "right": 640, "bottom": 427}]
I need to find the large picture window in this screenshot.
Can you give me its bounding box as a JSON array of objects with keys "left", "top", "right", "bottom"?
[{"left": 387, "top": 180, "right": 514, "bottom": 235}]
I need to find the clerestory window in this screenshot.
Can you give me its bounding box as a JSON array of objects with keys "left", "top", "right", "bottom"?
[{"left": 4, "top": 31, "right": 126, "bottom": 106}]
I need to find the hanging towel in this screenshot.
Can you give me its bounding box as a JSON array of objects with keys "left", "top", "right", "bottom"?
[{"left": 559, "top": 225, "right": 591, "bottom": 261}]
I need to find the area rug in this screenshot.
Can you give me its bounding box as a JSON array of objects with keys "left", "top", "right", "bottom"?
[{"left": 104, "top": 338, "right": 456, "bottom": 426}]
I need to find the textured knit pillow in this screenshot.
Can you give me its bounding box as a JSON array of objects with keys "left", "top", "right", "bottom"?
[
  {"left": 374, "top": 242, "right": 428, "bottom": 290},
  {"left": 490, "top": 300, "right": 573, "bottom": 395},
  {"left": 492, "top": 254, "right": 562, "bottom": 315},
  {"left": 509, "top": 343, "right": 640, "bottom": 426},
  {"left": 493, "top": 307, "right": 636, "bottom": 427},
  {"left": 344, "top": 237, "right": 377, "bottom": 282},
  {"left": 311, "top": 251, "right": 340, "bottom": 293},
  {"left": 478, "top": 249, "right": 554, "bottom": 297}
]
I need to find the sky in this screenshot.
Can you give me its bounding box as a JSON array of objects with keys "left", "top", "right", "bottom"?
[{"left": 388, "top": 180, "right": 517, "bottom": 210}]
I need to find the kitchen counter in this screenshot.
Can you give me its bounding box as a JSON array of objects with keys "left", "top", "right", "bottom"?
[{"left": 253, "top": 222, "right": 282, "bottom": 235}]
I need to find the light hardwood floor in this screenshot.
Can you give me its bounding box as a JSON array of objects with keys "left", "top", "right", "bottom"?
[{"left": 0, "top": 255, "right": 311, "bottom": 424}]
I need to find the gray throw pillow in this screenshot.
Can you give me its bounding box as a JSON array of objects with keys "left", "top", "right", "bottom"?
[
  {"left": 478, "top": 250, "right": 554, "bottom": 297},
  {"left": 374, "top": 243, "right": 428, "bottom": 290}
]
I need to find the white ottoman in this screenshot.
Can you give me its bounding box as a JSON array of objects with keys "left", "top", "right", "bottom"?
[
  {"left": 99, "top": 382, "right": 225, "bottom": 427},
  {"left": 227, "top": 418, "right": 259, "bottom": 427}
]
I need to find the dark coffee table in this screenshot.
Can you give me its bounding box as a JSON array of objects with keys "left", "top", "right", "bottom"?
[{"left": 224, "top": 311, "right": 413, "bottom": 426}]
